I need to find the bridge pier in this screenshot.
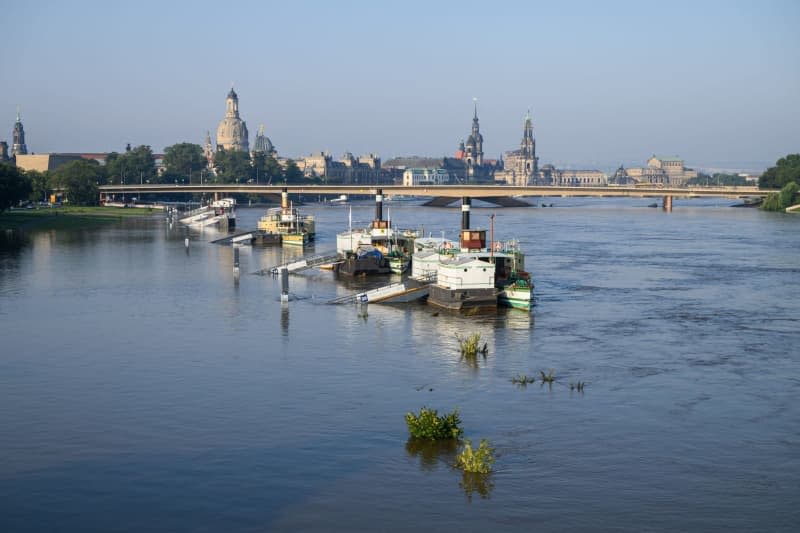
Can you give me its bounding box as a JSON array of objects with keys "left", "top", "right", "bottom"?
[{"left": 662, "top": 195, "right": 673, "bottom": 212}]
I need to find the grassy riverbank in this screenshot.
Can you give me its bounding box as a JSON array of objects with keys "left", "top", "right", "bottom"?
[{"left": 0, "top": 206, "right": 158, "bottom": 231}]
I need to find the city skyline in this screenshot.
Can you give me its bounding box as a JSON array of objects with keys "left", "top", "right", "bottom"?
[{"left": 1, "top": 0, "right": 798, "bottom": 172}]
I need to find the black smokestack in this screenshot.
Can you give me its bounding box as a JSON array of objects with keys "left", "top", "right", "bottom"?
[
  {"left": 461, "top": 196, "right": 471, "bottom": 230},
  {"left": 375, "top": 189, "right": 383, "bottom": 221}
]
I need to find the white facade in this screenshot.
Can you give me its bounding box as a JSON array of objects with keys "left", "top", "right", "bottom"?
[
  {"left": 435, "top": 257, "right": 495, "bottom": 290},
  {"left": 402, "top": 168, "right": 450, "bottom": 186}
]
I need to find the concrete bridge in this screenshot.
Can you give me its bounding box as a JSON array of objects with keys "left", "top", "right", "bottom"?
[{"left": 99, "top": 183, "right": 773, "bottom": 211}]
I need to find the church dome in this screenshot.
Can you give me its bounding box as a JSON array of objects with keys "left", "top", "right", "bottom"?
[{"left": 216, "top": 88, "right": 249, "bottom": 152}]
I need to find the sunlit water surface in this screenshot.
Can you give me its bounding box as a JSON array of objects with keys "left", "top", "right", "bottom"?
[{"left": 1, "top": 198, "right": 798, "bottom": 532}]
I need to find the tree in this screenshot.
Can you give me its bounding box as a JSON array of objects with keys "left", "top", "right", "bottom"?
[
  {"left": 252, "top": 152, "right": 282, "bottom": 184},
  {"left": 107, "top": 145, "right": 156, "bottom": 184},
  {"left": 761, "top": 182, "right": 799, "bottom": 212},
  {"left": 26, "top": 170, "right": 50, "bottom": 203},
  {"left": 213, "top": 147, "right": 252, "bottom": 183},
  {"left": 283, "top": 159, "right": 304, "bottom": 184},
  {"left": 760, "top": 154, "right": 800, "bottom": 189},
  {"left": 52, "top": 160, "right": 103, "bottom": 206},
  {"left": 0, "top": 163, "right": 31, "bottom": 212},
  {"left": 164, "top": 143, "right": 206, "bottom": 182}
]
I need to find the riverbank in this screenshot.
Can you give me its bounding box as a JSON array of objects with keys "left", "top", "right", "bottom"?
[{"left": 0, "top": 206, "right": 158, "bottom": 231}]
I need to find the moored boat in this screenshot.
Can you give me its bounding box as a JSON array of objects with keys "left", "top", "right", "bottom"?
[{"left": 257, "top": 189, "right": 315, "bottom": 246}]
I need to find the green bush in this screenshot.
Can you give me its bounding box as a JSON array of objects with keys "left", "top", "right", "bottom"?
[
  {"left": 761, "top": 182, "right": 799, "bottom": 212},
  {"left": 455, "top": 439, "right": 495, "bottom": 474},
  {"left": 405, "top": 407, "right": 463, "bottom": 440}
]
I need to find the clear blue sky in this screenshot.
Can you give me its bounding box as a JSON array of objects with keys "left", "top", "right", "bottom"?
[{"left": 2, "top": 0, "right": 798, "bottom": 171}]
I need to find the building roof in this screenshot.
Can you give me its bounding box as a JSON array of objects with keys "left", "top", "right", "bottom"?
[{"left": 652, "top": 155, "right": 683, "bottom": 162}]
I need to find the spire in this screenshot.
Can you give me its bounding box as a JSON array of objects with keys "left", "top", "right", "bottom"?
[
  {"left": 258, "top": 124, "right": 265, "bottom": 136},
  {"left": 473, "top": 97, "right": 478, "bottom": 120},
  {"left": 16, "top": 105, "right": 20, "bottom": 123}
]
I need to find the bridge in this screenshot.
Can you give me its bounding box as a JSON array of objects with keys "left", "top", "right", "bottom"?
[{"left": 99, "top": 183, "right": 771, "bottom": 201}]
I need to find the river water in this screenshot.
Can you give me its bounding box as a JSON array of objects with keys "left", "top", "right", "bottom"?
[{"left": 1, "top": 198, "right": 798, "bottom": 532}]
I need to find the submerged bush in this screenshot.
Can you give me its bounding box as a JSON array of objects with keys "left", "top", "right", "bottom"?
[
  {"left": 540, "top": 369, "right": 555, "bottom": 384},
  {"left": 511, "top": 374, "right": 536, "bottom": 386},
  {"left": 405, "top": 407, "right": 463, "bottom": 440},
  {"left": 456, "top": 333, "right": 488, "bottom": 357},
  {"left": 455, "top": 439, "right": 495, "bottom": 474}
]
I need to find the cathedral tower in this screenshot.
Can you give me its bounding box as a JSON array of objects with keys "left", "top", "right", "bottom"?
[
  {"left": 216, "top": 88, "right": 249, "bottom": 152},
  {"left": 12, "top": 109, "right": 28, "bottom": 157},
  {"left": 520, "top": 109, "right": 537, "bottom": 177},
  {"left": 464, "top": 100, "right": 484, "bottom": 169}
]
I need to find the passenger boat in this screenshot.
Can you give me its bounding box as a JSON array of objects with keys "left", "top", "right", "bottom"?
[
  {"left": 336, "top": 194, "right": 417, "bottom": 276},
  {"left": 424, "top": 203, "right": 533, "bottom": 311},
  {"left": 257, "top": 189, "right": 315, "bottom": 246},
  {"left": 179, "top": 198, "right": 236, "bottom": 230}
]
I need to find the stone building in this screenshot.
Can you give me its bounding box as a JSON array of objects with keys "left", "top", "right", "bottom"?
[
  {"left": 545, "top": 168, "right": 607, "bottom": 186},
  {"left": 216, "top": 88, "right": 249, "bottom": 152},
  {"left": 0, "top": 141, "right": 8, "bottom": 162},
  {"left": 495, "top": 110, "right": 538, "bottom": 186},
  {"left": 298, "top": 151, "right": 386, "bottom": 184},
  {"left": 14, "top": 154, "right": 84, "bottom": 173},
  {"left": 624, "top": 155, "right": 697, "bottom": 186}
]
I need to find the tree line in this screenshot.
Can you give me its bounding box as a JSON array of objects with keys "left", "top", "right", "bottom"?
[{"left": 1, "top": 142, "right": 311, "bottom": 209}]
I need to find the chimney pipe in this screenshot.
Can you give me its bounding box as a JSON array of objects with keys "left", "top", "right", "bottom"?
[
  {"left": 281, "top": 188, "right": 289, "bottom": 209},
  {"left": 461, "top": 196, "right": 471, "bottom": 230},
  {"left": 375, "top": 188, "right": 383, "bottom": 221}
]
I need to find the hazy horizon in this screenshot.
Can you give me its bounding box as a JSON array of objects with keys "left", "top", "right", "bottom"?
[{"left": 2, "top": 0, "right": 798, "bottom": 173}]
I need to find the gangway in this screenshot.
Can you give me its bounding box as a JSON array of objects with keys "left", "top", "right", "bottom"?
[
  {"left": 211, "top": 231, "right": 256, "bottom": 245},
  {"left": 328, "top": 274, "right": 436, "bottom": 304},
  {"left": 256, "top": 251, "right": 343, "bottom": 276}
]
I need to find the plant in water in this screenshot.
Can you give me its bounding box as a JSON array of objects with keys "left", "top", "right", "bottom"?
[
  {"left": 455, "top": 439, "right": 495, "bottom": 474},
  {"left": 570, "top": 381, "right": 587, "bottom": 392},
  {"left": 511, "top": 373, "right": 536, "bottom": 386},
  {"left": 405, "top": 407, "right": 463, "bottom": 440},
  {"left": 456, "top": 333, "right": 485, "bottom": 357},
  {"left": 540, "top": 369, "right": 555, "bottom": 384}
]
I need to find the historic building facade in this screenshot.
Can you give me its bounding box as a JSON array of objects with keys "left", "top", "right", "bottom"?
[
  {"left": 495, "top": 110, "right": 538, "bottom": 186},
  {"left": 216, "top": 88, "right": 249, "bottom": 152},
  {"left": 402, "top": 168, "right": 451, "bottom": 186},
  {"left": 624, "top": 155, "right": 697, "bottom": 186},
  {"left": 298, "top": 152, "right": 386, "bottom": 183}
]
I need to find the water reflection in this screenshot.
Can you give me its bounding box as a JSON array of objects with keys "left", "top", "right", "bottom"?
[
  {"left": 459, "top": 472, "right": 494, "bottom": 502},
  {"left": 280, "top": 305, "right": 289, "bottom": 336},
  {"left": 405, "top": 438, "right": 458, "bottom": 472}
]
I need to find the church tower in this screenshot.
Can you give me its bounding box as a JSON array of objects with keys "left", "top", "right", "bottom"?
[
  {"left": 216, "top": 88, "right": 249, "bottom": 152},
  {"left": 520, "top": 109, "right": 537, "bottom": 177},
  {"left": 203, "top": 131, "right": 215, "bottom": 171},
  {"left": 464, "top": 100, "right": 484, "bottom": 177},
  {"left": 11, "top": 109, "right": 28, "bottom": 157}
]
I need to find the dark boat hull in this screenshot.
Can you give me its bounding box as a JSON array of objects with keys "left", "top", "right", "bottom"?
[{"left": 427, "top": 285, "right": 497, "bottom": 311}]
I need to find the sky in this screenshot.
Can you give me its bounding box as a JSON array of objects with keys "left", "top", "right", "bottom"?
[{"left": 1, "top": 0, "right": 798, "bottom": 172}]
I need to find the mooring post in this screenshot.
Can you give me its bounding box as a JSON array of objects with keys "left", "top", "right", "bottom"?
[
  {"left": 233, "top": 246, "right": 240, "bottom": 281},
  {"left": 280, "top": 267, "right": 289, "bottom": 303},
  {"left": 662, "top": 195, "right": 673, "bottom": 212},
  {"left": 184, "top": 237, "right": 189, "bottom": 251}
]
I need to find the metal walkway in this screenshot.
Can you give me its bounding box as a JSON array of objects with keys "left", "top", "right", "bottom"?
[
  {"left": 328, "top": 275, "right": 435, "bottom": 305},
  {"left": 210, "top": 231, "right": 256, "bottom": 245},
  {"left": 256, "top": 251, "right": 343, "bottom": 276}
]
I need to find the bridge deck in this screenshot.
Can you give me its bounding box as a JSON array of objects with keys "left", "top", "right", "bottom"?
[{"left": 99, "top": 184, "right": 773, "bottom": 199}]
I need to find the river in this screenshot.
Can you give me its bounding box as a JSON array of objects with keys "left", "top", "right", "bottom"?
[{"left": 1, "top": 197, "right": 798, "bottom": 532}]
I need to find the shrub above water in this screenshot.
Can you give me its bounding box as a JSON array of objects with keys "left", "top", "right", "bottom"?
[
  {"left": 455, "top": 439, "right": 495, "bottom": 474},
  {"left": 405, "top": 407, "right": 463, "bottom": 440}
]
